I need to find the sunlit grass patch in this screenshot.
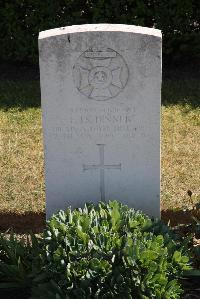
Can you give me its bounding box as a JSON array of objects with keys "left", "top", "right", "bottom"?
[
  {"left": 161, "top": 104, "right": 200, "bottom": 210},
  {"left": 0, "top": 107, "right": 45, "bottom": 214}
]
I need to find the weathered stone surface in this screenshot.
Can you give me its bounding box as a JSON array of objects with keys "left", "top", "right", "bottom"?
[{"left": 39, "top": 24, "right": 162, "bottom": 218}]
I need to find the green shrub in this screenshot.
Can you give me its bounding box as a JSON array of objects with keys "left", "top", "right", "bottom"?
[
  {"left": 31, "top": 201, "right": 190, "bottom": 299},
  {"left": 0, "top": 232, "right": 41, "bottom": 297}
]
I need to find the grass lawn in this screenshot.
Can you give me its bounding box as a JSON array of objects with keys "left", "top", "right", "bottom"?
[{"left": 0, "top": 78, "right": 199, "bottom": 229}]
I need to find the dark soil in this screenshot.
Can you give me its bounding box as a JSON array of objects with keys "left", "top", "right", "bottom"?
[
  {"left": 0, "top": 211, "right": 45, "bottom": 234},
  {"left": 162, "top": 208, "right": 200, "bottom": 227},
  {"left": 182, "top": 294, "right": 200, "bottom": 299},
  {"left": 0, "top": 288, "right": 30, "bottom": 299},
  {"left": 0, "top": 209, "right": 197, "bottom": 234}
]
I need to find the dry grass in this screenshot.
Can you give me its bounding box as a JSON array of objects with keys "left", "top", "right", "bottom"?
[
  {"left": 0, "top": 106, "right": 45, "bottom": 214},
  {"left": 161, "top": 104, "right": 200, "bottom": 210},
  {"left": 0, "top": 79, "right": 199, "bottom": 218}
]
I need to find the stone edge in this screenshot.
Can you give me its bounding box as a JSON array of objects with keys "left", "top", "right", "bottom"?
[{"left": 39, "top": 23, "right": 162, "bottom": 40}]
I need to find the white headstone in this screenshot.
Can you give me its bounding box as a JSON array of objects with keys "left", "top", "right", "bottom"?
[{"left": 39, "top": 24, "right": 162, "bottom": 218}]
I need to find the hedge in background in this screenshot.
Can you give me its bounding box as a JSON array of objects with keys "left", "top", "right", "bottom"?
[{"left": 0, "top": 0, "right": 199, "bottom": 63}]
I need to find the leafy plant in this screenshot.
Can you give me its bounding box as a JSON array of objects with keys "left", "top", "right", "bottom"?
[
  {"left": 0, "top": 232, "right": 41, "bottom": 297},
  {"left": 31, "top": 200, "right": 191, "bottom": 299}
]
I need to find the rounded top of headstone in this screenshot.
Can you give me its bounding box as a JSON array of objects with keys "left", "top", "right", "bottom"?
[{"left": 39, "top": 24, "right": 162, "bottom": 40}]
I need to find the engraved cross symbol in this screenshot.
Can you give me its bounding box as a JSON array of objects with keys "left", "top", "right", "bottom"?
[{"left": 83, "top": 144, "right": 121, "bottom": 201}]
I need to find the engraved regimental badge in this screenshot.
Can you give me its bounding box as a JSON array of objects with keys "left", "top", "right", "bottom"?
[{"left": 73, "top": 47, "right": 129, "bottom": 101}]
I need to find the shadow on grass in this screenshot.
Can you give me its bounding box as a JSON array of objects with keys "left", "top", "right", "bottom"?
[
  {"left": 1, "top": 78, "right": 199, "bottom": 110},
  {"left": 0, "top": 80, "right": 41, "bottom": 110},
  {"left": 0, "top": 60, "right": 200, "bottom": 109},
  {"left": 0, "top": 61, "right": 41, "bottom": 109},
  {"left": 162, "top": 79, "right": 200, "bottom": 108},
  {"left": 162, "top": 59, "right": 200, "bottom": 108},
  {"left": 0, "top": 211, "right": 45, "bottom": 234}
]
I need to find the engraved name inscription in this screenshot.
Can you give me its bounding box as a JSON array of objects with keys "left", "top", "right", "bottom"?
[{"left": 47, "top": 107, "right": 139, "bottom": 140}]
